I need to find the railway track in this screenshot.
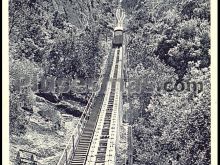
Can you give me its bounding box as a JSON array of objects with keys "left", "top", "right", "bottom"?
[
  {"left": 57, "top": 7, "right": 126, "bottom": 165},
  {"left": 86, "top": 47, "right": 122, "bottom": 165},
  {"left": 70, "top": 48, "right": 121, "bottom": 165},
  {"left": 93, "top": 50, "right": 120, "bottom": 164}
]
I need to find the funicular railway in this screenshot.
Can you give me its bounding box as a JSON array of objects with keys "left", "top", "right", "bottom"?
[
  {"left": 86, "top": 47, "right": 123, "bottom": 165},
  {"left": 57, "top": 46, "right": 124, "bottom": 165},
  {"left": 57, "top": 7, "right": 126, "bottom": 165},
  {"left": 70, "top": 48, "right": 121, "bottom": 165}
]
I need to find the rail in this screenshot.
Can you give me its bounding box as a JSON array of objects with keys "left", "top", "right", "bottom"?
[
  {"left": 57, "top": 92, "right": 95, "bottom": 165},
  {"left": 69, "top": 49, "right": 115, "bottom": 164}
]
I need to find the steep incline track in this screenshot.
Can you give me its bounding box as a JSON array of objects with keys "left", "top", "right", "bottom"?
[
  {"left": 70, "top": 49, "right": 117, "bottom": 165},
  {"left": 58, "top": 6, "right": 126, "bottom": 165},
  {"left": 92, "top": 50, "right": 120, "bottom": 164}
]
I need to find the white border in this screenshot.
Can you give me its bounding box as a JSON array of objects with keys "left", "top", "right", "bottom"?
[
  {"left": 210, "top": 0, "right": 218, "bottom": 164},
  {"left": 2, "top": 0, "right": 218, "bottom": 165},
  {"left": 3, "top": 0, "right": 10, "bottom": 164}
]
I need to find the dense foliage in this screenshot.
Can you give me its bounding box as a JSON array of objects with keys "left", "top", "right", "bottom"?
[
  {"left": 122, "top": 0, "right": 211, "bottom": 164},
  {"left": 9, "top": 0, "right": 116, "bottom": 135}
]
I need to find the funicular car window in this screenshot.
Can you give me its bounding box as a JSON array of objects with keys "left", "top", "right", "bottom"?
[{"left": 115, "top": 30, "right": 122, "bottom": 36}]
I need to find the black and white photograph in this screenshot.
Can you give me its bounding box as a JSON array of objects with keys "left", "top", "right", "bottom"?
[{"left": 2, "top": 0, "right": 218, "bottom": 165}]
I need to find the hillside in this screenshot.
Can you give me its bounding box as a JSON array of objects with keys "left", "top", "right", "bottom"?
[
  {"left": 9, "top": 0, "right": 117, "bottom": 164},
  {"left": 121, "top": 0, "right": 211, "bottom": 164}
]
